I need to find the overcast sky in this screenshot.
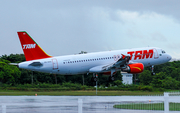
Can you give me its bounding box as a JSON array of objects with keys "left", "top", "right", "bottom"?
[{"left": 1, "top": 0, "right": 180, "bottom": 59}]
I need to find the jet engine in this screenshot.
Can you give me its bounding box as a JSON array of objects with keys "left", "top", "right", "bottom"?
[{"left": 122, "top": 63, "right": 144, "bottom": 74}]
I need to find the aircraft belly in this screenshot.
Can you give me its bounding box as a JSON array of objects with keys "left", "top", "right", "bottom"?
[{"left": 59, "top": 64, "right": 85, "bottom": 75}]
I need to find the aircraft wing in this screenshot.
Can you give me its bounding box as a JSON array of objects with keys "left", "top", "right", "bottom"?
[{"left": 89, "top": 54, "right": 130, "bottom": 73}]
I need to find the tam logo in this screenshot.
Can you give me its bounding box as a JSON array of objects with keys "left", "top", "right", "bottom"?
[
  {"left": 23, "top": 44, "right": 36, "bottom": 49},
  {"left": 127, "top": 49, "right": 154, "bottom": 60}
]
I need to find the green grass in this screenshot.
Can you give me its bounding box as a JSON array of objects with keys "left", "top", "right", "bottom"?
[
  {"left": 0, "top": 90, "right": 163, "bottom": 96},
  {"left": 114, "top": 103, "right": 180, "bottom": 111}
]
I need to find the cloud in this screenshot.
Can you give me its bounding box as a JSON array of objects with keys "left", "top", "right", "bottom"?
[
  {"left": 126, "top": 29, "right": 145, "bottom": 39},
  {"left": 1, "top": 0, "right": 180, "bottom": 59},
  {"left": 167, "top": 43, "right": 180, "bottom": 50},
  {"left": 151, "top": 32, "right": 167, "bottom": 42}
]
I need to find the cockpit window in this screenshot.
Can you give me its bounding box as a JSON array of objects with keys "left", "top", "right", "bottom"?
[{"left": 162, "top": 50, "right": 166, "bottom": 53}]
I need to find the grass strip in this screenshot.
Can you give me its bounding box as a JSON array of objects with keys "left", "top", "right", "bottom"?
[
  {"left": 0, "top": 90, "right": 163, "bottom": 96},
  {"left": 114, "top": 103, "right": 180, "bottom": 111}
]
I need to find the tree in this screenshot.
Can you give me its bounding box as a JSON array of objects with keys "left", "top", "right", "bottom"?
[
  {"left": 139, "top": 70, "right": 152, "bottom": 85},
  {"left": 162, "top": 77, "right": 179, "bottom": 89},
  {"left": 151, "top": 72, "right": 167, "bottom": 88},
  {"left": 170, "top": 68, "right": 180, "bottom": 81},
  {"left": 114, "top": 80, "right": 122, "bottom": 86},
  {"left": 18, "top": 69, "right": 32, "bottom": 84},
  {"left": 0, "top": 60, "right": 21, "bottom": 85},
  {"left": 1, "top": 54, "right": 25, "bottom": 63}
]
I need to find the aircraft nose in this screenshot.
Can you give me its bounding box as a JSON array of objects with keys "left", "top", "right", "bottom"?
[{"left": 167, "top": 54, "right": 172, "bottom": 61}]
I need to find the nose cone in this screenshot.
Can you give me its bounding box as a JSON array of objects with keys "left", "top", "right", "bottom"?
[{"left": 167, "top": 54, "right": 172, "bottom": 61}]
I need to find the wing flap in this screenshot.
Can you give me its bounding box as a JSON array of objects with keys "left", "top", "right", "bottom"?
[{"left": 89, "top": 54, "right": 131, "bottom": 73}]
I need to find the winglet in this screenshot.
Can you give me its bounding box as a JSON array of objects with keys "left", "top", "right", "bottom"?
[
  {"left": 17, "top": 31, "right": 52, "bottom": 61},
  {"left": 121, "top": 54, "right": 126, "bottom": 59}
]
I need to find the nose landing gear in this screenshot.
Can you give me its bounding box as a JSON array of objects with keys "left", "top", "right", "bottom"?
[
  {"left": 108, "top": 76, "right": 115, "bottom": 81},
  {"left": 91, "top": 73, "right": 98, "bottom": 82},
  {"left": 151, "top": 65, "right": 155, "bottom": 75}
]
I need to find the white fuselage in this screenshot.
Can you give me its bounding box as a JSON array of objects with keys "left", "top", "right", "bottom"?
[{"left": 18, "top": 47, "right": 171, "bottom": 75}]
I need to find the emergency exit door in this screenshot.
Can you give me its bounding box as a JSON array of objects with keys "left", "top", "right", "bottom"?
[
  {"left": 52, "top": 59, "right": 58, "bottom": 69},
  {"left": 153, "top": 48, "right": 159, "bottom": 59}
]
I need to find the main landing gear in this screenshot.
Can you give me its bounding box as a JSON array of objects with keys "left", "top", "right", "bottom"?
[
  {"left": 151, "top": 65, "right": 155, "bottom": 75},
  {"left": 91, "top": 73, "right": 98, "bottom": 82},
  {"left": 108, "top": 69, "right": 115, "bottom": 81},
  {"left": 108, "top": 75, "right": 114, "bottom": 81},
  {"left": 91, "top": 69, "right": 116, "bottom": 82}
]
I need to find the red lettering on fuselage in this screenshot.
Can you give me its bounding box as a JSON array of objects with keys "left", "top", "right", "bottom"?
[
  {"left": 142, "top": 50, "right": 153, "bottom": 59},
  {"left": 127, "top": 49, "right": 154, "bottom": 60},
  {"left": 127, "top": 51, "right": 134, "bottom": 60},
  {"left": 134, "top": 51, "right": 142, "bottom": 60}
]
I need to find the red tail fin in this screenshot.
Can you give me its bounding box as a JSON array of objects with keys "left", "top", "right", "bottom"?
[{"left": 17, "top": 31, "right": 51, "bottom": 61}]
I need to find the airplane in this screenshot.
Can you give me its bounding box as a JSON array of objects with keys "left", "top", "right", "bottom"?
[{"left": 11, "top": 31, "right": 172, "bottom": 82}]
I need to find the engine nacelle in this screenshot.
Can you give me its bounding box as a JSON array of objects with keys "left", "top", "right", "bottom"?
[{"left": 122, "top": 63, "right": 144, "bottom": 74}]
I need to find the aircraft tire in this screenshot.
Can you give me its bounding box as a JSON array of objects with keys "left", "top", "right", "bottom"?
[
  {"left": 91, "top": 77, "right": 97, "bottom": 82},
  {"left": 109, "top": 76, "right": 115, "bottom": 81}
]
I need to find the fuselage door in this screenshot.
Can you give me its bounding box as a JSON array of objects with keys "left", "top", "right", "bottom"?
[
  {"left": 153, "top": 48, "right": 159, "bottom": 59},
  {"left": 52, "top": 58, "right": 58, "bottom": 70}
]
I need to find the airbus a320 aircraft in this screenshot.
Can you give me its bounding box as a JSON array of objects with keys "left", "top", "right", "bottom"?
[{"left": 11, "top": 31, "right": 172, "bottom": 81}]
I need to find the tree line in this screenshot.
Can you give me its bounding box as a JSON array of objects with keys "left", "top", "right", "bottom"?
[
  {"left": 0, "top": 54, "right": 121, "bottom": 87},
  {"left": 138, "top": 61, "right": 180, "bottom": 90},
  {"left": 0, "top": 54, "right": 180, "bottom": 91}
]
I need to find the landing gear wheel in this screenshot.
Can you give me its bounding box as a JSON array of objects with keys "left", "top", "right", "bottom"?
[
  {"left": 151, "top": 72, "right": 155, "bottom": 75},
  {"left": 91, "top": 77, "right": 98, "bottom": 82},
  {"left": 109, "top": 76, "right": 115, "bottom": 81},
  {"left": 150, "top": 65, "right": 155, "bottom": 75}
]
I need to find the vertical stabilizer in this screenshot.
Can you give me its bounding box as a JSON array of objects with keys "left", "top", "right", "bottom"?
[{"left": 17, "top": 31, "right": 51, "bottom": 61}]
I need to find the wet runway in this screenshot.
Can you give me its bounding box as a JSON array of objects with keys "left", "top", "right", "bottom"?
[{"left": 0, "top": 96, "right": 179, "bottom": 113}]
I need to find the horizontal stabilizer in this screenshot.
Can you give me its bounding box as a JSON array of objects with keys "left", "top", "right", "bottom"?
[
  {"left": 9, "top": 63, "right": 19, "bottom": 68},
  {"left": 9, "top": 63, "right": 18, "bottom": 66}
]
